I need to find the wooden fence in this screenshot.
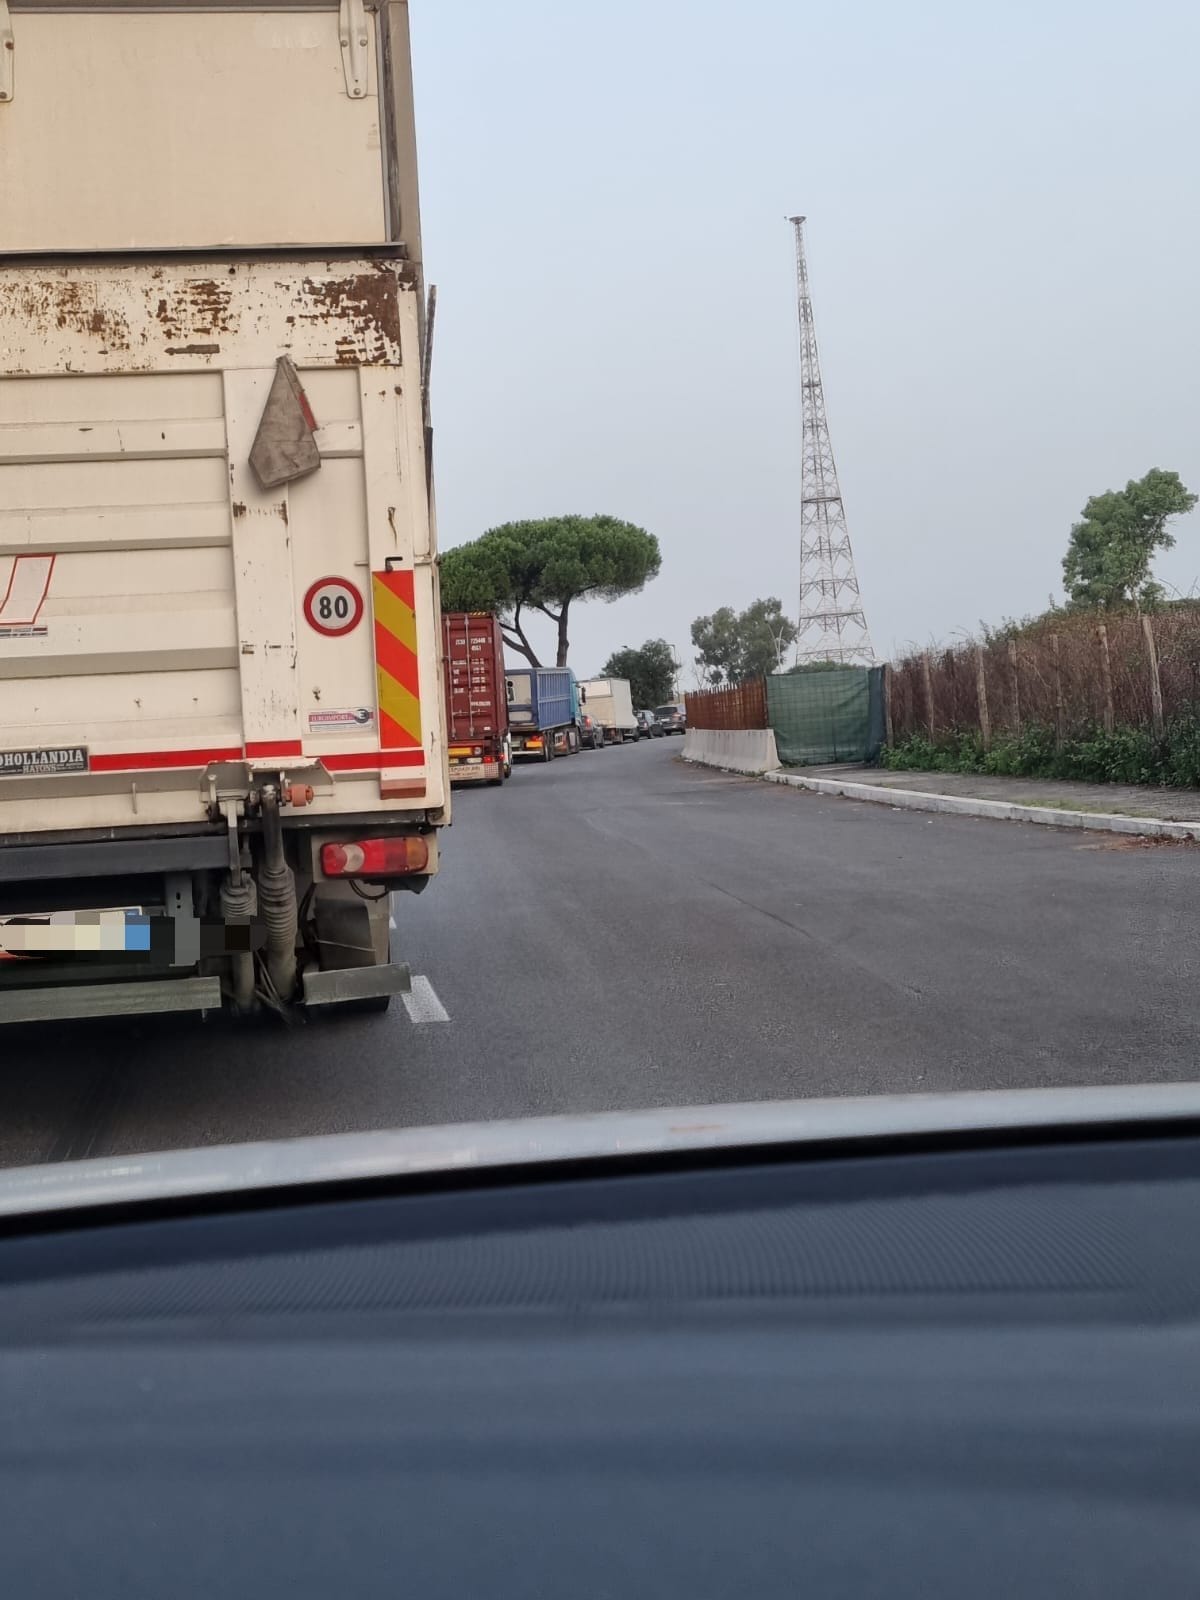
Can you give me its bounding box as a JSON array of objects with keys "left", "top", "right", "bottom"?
[
  {"left": 888, "top": 609, "right": 1200, "bottom": 748},
  {"left": 684, "top": 679, "right": 768, "bottom": 730}
]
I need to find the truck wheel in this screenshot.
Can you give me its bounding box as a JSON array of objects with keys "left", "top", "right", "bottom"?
[
  {"left": 567, "top": 728, "right": 580, "bottom": 754},
  {"left": 543, "top": 736, "right": 554, "bottom": 762}
]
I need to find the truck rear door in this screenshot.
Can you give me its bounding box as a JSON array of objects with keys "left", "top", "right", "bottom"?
[
  {"left": 0, "top": 260, "right": 446, "bottom": 839},
  {"left": 443, "top": 614, "right": 508, "bottom": 779}
]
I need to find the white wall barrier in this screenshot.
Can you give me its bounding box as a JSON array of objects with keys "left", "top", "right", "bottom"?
[{"left": 682, "top": 728, "right": 781, "bottom": 775}]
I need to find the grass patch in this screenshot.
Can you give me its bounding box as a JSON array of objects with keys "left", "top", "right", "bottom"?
[{"left": 884, "top": 723, "right": 1200, "bottom": 790}]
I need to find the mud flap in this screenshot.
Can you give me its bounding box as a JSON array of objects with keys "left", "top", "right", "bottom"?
[
  {"left": 307, "top": 894, "right": 404, "bottom": 1013},
  {"left": 302, "top": 963, "right": 410, "bottom": 1008}
]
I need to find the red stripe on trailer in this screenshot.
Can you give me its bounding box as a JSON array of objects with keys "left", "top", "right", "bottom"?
[
  {"left": 322, "top": 748, "right": 424, "bottom": 772},
  {"left": 245, "top": 739, "right": 304, "bottom": 758},
  {"left": 86, "top": 745, "right": 423, "bottom": 773},
  {"left": 90, "top": 745, "right": 244, "bottom": 772}
]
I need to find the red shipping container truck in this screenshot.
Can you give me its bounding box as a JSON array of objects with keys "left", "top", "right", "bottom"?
[{"left": 441, "top": 614, "right": 513, "bottom": 785}]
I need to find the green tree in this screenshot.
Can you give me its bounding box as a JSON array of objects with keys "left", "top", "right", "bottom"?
[
  {"left": 691, "top": 597, "right": 797, "bottom": 684},
  {"left": 440, "top": 515, "right": 661, "bottom": 667},
  {"left": 1062, "top": 469, "right": 1197, "bottom": 610},
  {"left": 600, "top": 639, "right": 677, "bottom": 707},
  {"left": 689, "top": 606, "right": 740, "bottom": 685}
]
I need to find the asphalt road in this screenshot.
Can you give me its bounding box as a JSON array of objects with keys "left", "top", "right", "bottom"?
[{"left": 1, "top": 738, "right": 1199, "bottom": 1169}]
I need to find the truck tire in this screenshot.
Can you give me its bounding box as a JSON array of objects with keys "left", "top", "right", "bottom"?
[
  {"left": 567, "top": 728, "right": 580, "bottom": 754},
  {"left": 542, "top": 736, "right": 554, "bottom": 762}
]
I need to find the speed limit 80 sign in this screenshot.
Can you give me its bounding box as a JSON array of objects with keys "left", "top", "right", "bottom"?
[{"left": 303, "top": 576, "right": 364, "bottom": 638}]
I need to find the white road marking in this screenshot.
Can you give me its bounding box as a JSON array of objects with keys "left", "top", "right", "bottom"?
[{"left": 402, "top": 975, "right": 451, "bottom": 1025}]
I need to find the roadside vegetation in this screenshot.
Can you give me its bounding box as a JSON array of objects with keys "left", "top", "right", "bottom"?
[
  {"left": 440, "top": 515, "right": 661, "bottom": 668},
  {"left": 691, "top": 597, "right": 797, "bottom": 683},
  {"left": 886, "top": 469, "right": 1200, "bottom": 788},
  {"left": 600, "top": 640, "right": 676, "bottom": 707},
  {"left": 884, "top": 722, "right": 1200, "bottom": 789}
]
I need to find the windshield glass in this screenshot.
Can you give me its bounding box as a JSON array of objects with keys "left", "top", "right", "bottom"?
[{"left": 0, "top": 0, "right": 1195, "bottom": 1184}]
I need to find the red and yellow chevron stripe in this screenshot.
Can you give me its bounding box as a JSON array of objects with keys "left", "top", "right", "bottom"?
[{"left": 372, "top": 570, "right": 423, "bottom": 751}]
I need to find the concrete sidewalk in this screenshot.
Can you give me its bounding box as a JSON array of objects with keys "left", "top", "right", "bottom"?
[
  {"left": 808, "top": 766, "right": 1200, "bottom": 822},
  {"left": 768, "top": 764, "right": 1200, "bottom": 840}
]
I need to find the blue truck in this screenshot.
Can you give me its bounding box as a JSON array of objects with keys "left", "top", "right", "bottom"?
[{"left": 504, "top": 666, "right": 582, "bottom": 761}]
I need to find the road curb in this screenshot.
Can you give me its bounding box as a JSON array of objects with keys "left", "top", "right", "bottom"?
[{"left": 761, "top": 770, "right": 1200, "bottom": 840}]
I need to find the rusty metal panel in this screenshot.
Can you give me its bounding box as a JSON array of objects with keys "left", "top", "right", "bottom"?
[
  {"left": 685, "top": 680, "right": 769, "bottom": 731},
  {"left": 0, "top": 262, "right": 408, "bottom": 376}
]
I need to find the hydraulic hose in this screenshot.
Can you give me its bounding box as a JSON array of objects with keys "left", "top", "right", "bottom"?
[
  {"left": 219, "top": 872, "right": 257, "bottom": 1014},
  {"left": 257, "top": 785, "right": 298, "bottom": 1001}
]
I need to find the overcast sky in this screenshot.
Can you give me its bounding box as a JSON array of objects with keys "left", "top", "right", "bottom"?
[{"left": 410, "top": 0, "right": 1200, "bottom": 682}]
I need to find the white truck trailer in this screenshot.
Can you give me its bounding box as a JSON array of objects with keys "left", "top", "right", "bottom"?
[
  {"left": 579, "top": 679, "right": 638, "bottom": 745},
  {"left": 0, "top": 0, "right": 449, "bottom": 1023}
]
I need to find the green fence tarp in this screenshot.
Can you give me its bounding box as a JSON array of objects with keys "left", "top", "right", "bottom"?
[{"left": 766, "top": 666, "right": 885, "bottom": 766}]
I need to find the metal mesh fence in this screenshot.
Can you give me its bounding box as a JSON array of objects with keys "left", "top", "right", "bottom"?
[{"left": 767, "top": 668, "right": 885, "bottom": 766}]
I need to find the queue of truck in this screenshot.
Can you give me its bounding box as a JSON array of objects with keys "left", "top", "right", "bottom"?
[{"left": 440, "top": 615, "right": 678, "bottom": 787}]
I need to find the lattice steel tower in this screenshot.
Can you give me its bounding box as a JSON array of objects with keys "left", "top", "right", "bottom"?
[{"left": 789, "top": 216, "right": 875, "bottom": 665}]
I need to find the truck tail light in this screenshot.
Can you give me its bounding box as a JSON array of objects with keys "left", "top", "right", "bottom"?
[{"left": 321, "top": 837, "right": 429, "bottom": 877}]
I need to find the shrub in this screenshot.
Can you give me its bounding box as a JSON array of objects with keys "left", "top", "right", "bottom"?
[{"left": 884, "top": 720, "right": 1200, "bottom": 788}]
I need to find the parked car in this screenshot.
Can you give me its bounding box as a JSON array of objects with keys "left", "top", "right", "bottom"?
[
  {"left": 653, "top": 702, "right": 687, "bottom": 735},
  {"left": 635, "top": 710, "right": 664, "bottom": 739},
  {"left": 578, "top": 712, "right": 606, "bottom": 750}
]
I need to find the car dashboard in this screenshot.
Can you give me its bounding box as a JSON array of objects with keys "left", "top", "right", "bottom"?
[{"left": 2, "top": 1113, "right": 1200, "bottom": 1596}]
